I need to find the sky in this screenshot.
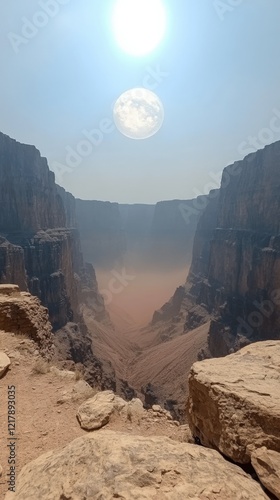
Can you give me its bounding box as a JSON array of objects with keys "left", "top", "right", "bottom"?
[{"left": 1, "top": 0, "right": 280, "bottom": 204}]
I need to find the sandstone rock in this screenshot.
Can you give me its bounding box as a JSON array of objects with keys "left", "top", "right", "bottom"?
[
  {"left": 57, "top": 380, "right": 95, "bottom": 404},
  {"left": 252, "top": 447, "right": 280, "bottom": 499},
  {"left": 0, "top": 291, "right": 54, "bottom": 359},
  {"left": 125, "top": 398, "right": 145, "bottom": 422},
  {"left": 6, "top": 430, "right": 269, "bottom": 499},
  {"left": 187, "top": 341, "right": 280, "bottom": 463},
  {"left": 0, "top": 464, "right": 2, "bottom": 477},
  {"left": 77, "top": 390, "right": 126, "bottom": 430},
  {"left": 50, "top": 366, "right": 76, "bottom": 381},
  {"left": 0, "top": 284, "right": 20, "bottom": 296},
  {"left": 0, "top": 352, "right": 10, "bottom": 377}
]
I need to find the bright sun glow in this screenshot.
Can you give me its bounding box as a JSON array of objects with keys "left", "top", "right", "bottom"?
[{"left": 112, "top": 0, "right": 167, "bottom": 56}]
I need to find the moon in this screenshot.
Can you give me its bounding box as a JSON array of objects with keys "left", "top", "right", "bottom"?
[
  {"left": 113, "top": 88, "right": 164, "bottom": 140},
  {"left": 112, "top": 0, "right": 167, "bottom": 57}
]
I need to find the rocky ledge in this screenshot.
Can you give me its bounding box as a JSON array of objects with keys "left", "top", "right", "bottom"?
[
  {"left": 5, "top": 431, "right": 268, "bottom": 500},
  {"left": 188, "top": 340, "right": 280, "bottom": 498},
  {"left": 0, "top": 284, "right": 54, "bottom": 358}
]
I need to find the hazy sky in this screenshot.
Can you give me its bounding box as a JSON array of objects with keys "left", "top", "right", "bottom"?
[{"left": 1, "top": 0, "right": 280, "bottom": 203}]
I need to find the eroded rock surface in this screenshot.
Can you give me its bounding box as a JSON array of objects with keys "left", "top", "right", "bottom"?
[
  {"left": 187, "top": 340, "right": 280, "bottom": 463},
  {"left": 0, "top": 289, "right": 54, "bottom": 359},
  {"left": 77, "top": 390, "right": 126, "bottom": 430},
  {"left": 5, "top": 431, "right": 269, "bottom": 500},
  {"left": 252, "top": 447, "right": 280, "bottom": 499},
  {"left": 0, "top": 351, "right": 10, "bottom": 377}
]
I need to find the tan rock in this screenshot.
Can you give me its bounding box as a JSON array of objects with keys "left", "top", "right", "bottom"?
[
  {"left": 76, "top": 390, "right": 126, "bottom": 430},
  {"left": 0, "top": 291, "right": 54, "bottom": 359},
  {"left": 125, "top": 398, "right": 145, "bottom": 422},
  {"left": 0, "top": 464, "right": 2, "bottom": 477},
  {"left": 252, "top": 447, "right": 280, "bottom": 499},
  {"left": 57, "top": 380, "right": 95, "bottom": 404},
  {"left": 50, "top": 366, "right": 76, "bottom": 381},
  {"left": 0, "top": 352, "right": 10, "bottom": 378},
  {"left": 5, "top": 430, "right": 269, "bottom": 499},
  {"left": 0, "top": 284, "right": 20, "bottom": 296},
  {"left": 187, "top": 341, "right": 280, "bottom": 463}
]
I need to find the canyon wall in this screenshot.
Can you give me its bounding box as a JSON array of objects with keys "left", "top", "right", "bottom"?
[
  {"left": 154, "top": 142, "right": 280, "bottom": 358},
  {"left": 75, "top": 199, "right": 126, "bottom": 268},
  {"left": 0, "top": 132, "right": 108, "bottom": 330},
  {"left": 203, "top": 143, "right": 280, "bottom": 356},
  {"left": 76, "top": 198, "right": 201, "bottom": 272},
  {"left": 144, "top": 145, "right": 280, "bottom": 414}
]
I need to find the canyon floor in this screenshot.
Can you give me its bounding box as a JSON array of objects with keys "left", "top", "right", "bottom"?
[{"left": 91, "top": 267, "right": 209, "bottom": 409}]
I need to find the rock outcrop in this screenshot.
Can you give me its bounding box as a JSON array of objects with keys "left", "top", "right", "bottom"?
[
  {"left": 77, "top": 390, "right": 127, "bottom": 430},
  {"left": 5, "top": 431, "right": 269, "bottom": 500},
  {"left": 187, "top": 340, "right": 280, "bottom": 464},
  {"left": 252, "top": 447, "right": 280, "bottom": 500},
  {"left": 0, "top": 285, "right": 54, "bottom": 359}
]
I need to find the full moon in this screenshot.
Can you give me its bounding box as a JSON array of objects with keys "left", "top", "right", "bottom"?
[
  {"left": 112, "top": 0, "right": 167, "bottom": 57},
  {"left": 113, "top": 88, "right": 164, "bottom": 140}
]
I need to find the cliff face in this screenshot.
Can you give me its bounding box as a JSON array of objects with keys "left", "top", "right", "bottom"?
[
  {"left": 150, "top": 192, "right": 219, "bottom": 338},
  {"left": 0, "top": 132, "right": 107, "bottom": 330},
  {"left": 0, "top": 133, "right": 65, "bottom": 232},
  {"left": 148, "top": 199, "right": 200, "bottom": 270},
  {"left": 76, "top": 198, "right": 200, "bottom": 272},
  {"left": 186, "top": 142, "right": 280, "bottom": 357},
  {"left": 152, "top": 142, "right": 280, "bottom": 357},
  {"left": 75, "top": 199, "right": 126, "bottom": 268}
]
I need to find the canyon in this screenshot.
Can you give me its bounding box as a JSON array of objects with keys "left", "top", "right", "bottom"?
[
  {"left": 1, "top": 131, "right": 280, "bottom": 421},
  {"left": 1, "top": 131, "right": 280, "bottom": 498}
]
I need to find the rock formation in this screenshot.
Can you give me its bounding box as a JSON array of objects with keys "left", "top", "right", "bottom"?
[
  {"left": 152, "top": 141, "right": 280, "bottom": 358},
  {"left": 252, "top": 447, "right": 280, "bottom": 499},
  {"left": 5, "top": 431, "right": 269, "bottom": 499},
  {"left": 0, "top": 284, "right": 54, "bottom": 358},
  {"left": 0, "top": 131, "right": 107, "bottom": 329},
  {"left": 187, "top": 341, "right": 280, "bottom": 463},
  {"left": 75, "top": 199, "right": 126, "bottom": 268},
  {"left": 77, "top": 390, "right": 127, "bottom": 430},
  {"left": 0, "top": 131, "right": 115, "bottom": 390},
  {"left": 189, "top": 143, "right": 280, "bottom": 355},
  {"left": 75, "top": 198, "right": 201, "bottom": 272}
]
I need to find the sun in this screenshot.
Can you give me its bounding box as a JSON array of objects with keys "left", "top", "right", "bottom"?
[{"left": 112, "top": 0, "right": 167, "bottom": 57}]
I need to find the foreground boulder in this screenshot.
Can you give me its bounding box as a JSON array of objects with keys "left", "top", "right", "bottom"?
[
  {"left": 76, "top": 390, "right": 126, "bottom": 430},
  {"left": 5, "top": 431, "right": 269, "bottom": 499},
  {"left": 187, "top": 341, "right": 280, "bottom": 463},
  {"left": 252, "top": 447, "right": 280, "bottom": 499},
  {"left": 0, "top": 351, "right": 10, "bottom": 377}
]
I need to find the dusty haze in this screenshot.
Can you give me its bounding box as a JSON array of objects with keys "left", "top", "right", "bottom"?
[{"left": 96, "top": 267, "right": 188, "bottom": 330}]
